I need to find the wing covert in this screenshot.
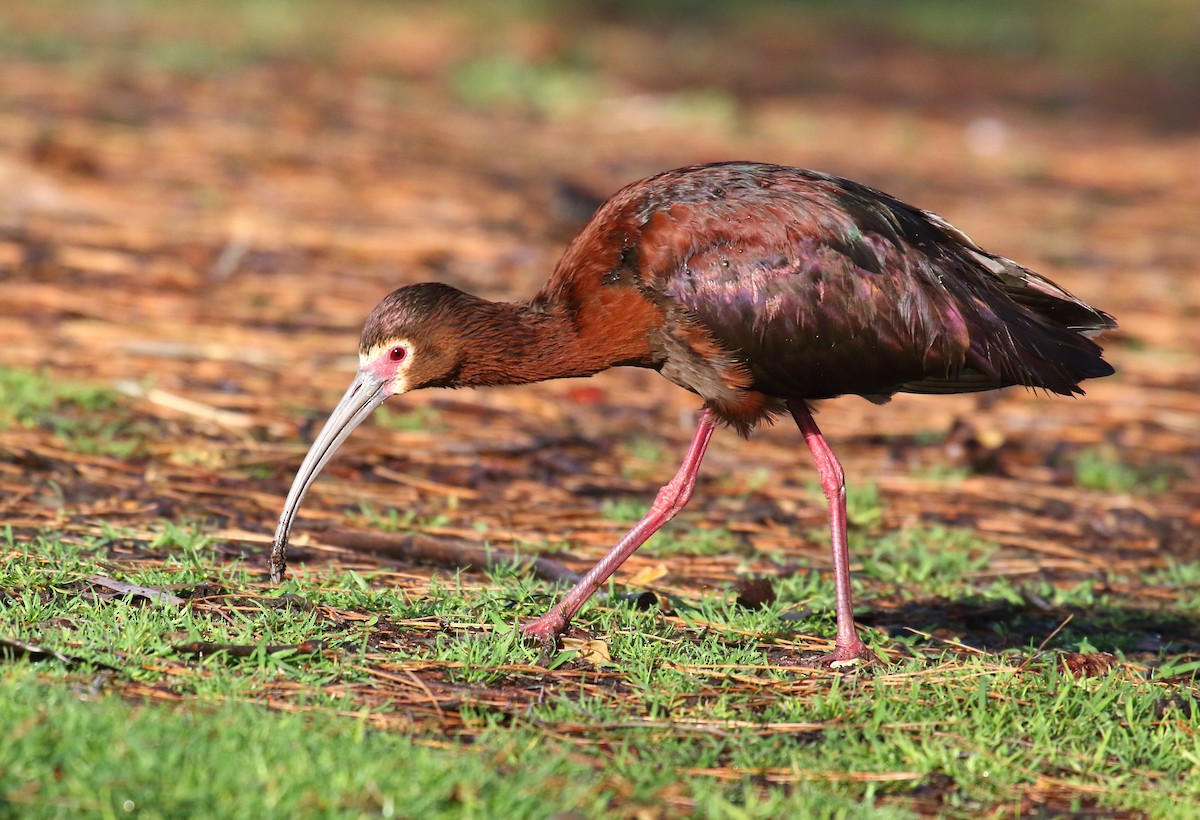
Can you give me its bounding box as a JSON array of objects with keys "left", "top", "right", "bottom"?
[{"left": 658, "top": 227, "right": 977, "bottom": 400}]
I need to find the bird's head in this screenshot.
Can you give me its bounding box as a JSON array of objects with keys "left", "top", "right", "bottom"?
[
  {"left": 355, "top": 282, "right": 476, "bottom": 396},
  {"left": 269, "top": 283, "right": 473, "bottom": 581}
]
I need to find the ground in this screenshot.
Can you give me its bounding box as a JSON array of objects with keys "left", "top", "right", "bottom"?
[{"left": 1, "top": 2, "right": 1199, "bottom": 817}]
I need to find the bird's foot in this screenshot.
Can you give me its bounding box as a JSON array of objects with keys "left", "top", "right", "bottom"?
[
  {"left": 520, "top": 612, "right": 568, "bottom": 658},
  {"left": 801, "top": 638, "right": 879, "bottom": 670}
]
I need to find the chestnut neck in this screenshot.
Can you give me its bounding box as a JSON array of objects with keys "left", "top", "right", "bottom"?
[{"left": 449, "top": 299, "right": 639, "bottom": 388}]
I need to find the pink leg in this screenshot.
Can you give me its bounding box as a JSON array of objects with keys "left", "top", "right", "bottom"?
[
  {"left": 787, "top": 400, "right": 874, "bottom": 665},
  {"left": 523, "top": 410, "right": 718, "bottom": 642}
]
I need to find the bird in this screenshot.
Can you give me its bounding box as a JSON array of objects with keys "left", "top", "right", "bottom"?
[{"left": 269, "top": 161, "right": 1115, "bottom": 666}]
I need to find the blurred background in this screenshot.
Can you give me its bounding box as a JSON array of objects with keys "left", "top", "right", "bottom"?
[
  {"left": 4, "top": 6, "right": 1200, "bottom": 813},
  {"left": 1, "top": 0, "right": 1197, "bottom": 578}
]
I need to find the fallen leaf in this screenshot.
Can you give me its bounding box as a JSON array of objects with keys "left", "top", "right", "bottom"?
[
  {"left": 1057, "top": 651, "right": 1119, "bottom": 679},
  {"left": 561, "top": 637, "right": 613, "bottom": 666},
  {"left": 626, "top": 564, "right": 669, "bottom": 587},
  {"left": 86, "top": 575, "right": 186, "bottom": 607},
  {"left": 0, "top": 636, "right": 77, "bottom": 665},
  {"left": 734, "top": 577, "right": 777, "bottom": 610}
]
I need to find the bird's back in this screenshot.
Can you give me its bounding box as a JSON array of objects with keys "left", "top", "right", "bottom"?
[{"left": 541, "top": 162, "right": 1115, "bottom": 427}]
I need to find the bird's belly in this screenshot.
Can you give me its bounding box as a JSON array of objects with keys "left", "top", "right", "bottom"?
[{"left": 742, "top": 339, "right": 924, "bottom": 401}]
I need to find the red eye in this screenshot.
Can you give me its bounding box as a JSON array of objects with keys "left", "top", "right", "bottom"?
[{"left": 389, "top": 346, "right": 407, "bottom": 362}]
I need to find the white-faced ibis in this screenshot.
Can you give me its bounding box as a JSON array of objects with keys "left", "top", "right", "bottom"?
[{"left": 270, "top": 161, "right": 1115, "bottom": 665}]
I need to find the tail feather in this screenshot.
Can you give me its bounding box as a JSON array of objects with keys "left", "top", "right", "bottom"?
[
  {"left": 903, "top": 254, "right": 1115, "bottom": 397},
  {"left": 991, "top": 257, "right": 1117, "bottom": 337}
]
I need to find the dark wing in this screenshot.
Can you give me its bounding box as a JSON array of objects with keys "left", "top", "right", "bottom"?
[
  {"left": 637, "top": 165, "right": 1114, "bottom": 401},
  {"left": 659, "top": 224, "right": 981, "bottom": 401}
]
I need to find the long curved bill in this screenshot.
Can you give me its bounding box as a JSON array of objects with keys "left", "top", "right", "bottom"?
[{"left": 270, "top": 370, "right": 389, "bottom": 583}]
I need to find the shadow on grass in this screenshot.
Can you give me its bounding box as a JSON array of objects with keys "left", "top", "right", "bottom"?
[{"left": 855, "top": 596, "right": 1200, "bottom": 660}]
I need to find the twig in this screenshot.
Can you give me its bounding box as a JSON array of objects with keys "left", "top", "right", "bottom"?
[
  {"left": 114, "top": 381, "right": 255, "bottom": 429},
  {"left": 171, "top": 640, "right": 326, "bottom": 658},
  {"left": 903, "top": 626, "right": 986, "bottom": 655},
  {"left": 209, "top": 234, "right": 251, "bottom": 281},
  {"left": 373, "top": 466, "right": 481, "bottom": 499},
  {"left": 1034, "top": 613, "right": 1074, "bottom": 653},
  {"left": 1016, "top": 613, "right": 1074, "bottom": 672},
  {"left": 0, "top": 636, "right": 80, "bottom": 666},
  {"left": 86, "top": 575, "right": 186, "bottom": 607},
  {"left": 323, "top": 528, "right": 582, "bottom": 587}
]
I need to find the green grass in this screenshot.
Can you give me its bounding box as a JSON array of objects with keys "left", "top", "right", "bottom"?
[
  {"left": 600, "top": 495, "right": 647, "bottom": 525},
  {"left": 451, "top": 55, "right": 602, "bottom": 119},
  {"left": 847, "top": 0, "right": 1200, "bottom": 74},
  {"left": 0, "top": 366, "right": 147, "bottom": 458},
  {"left": 0, "top": 0, "right": 348, "bottom": 72},
  {"left": 2, "top": 0, "right": 1196, "bottom": 89},
  {"left": 1148, "top": 561, "right": 1200, "bottom": 612},
  {"left": 1073, "top": 448, "right": 1170, "bottom": 494},
  {"left": 374, "top": 405, "right": 445, "bottom": 433},
  {"left": 806, "top": 479, "right": 885, "bottom": 529},
  {"left": 864, "top": 526, "right": 996, "bottom": 594},
  {"left": 4, "top": 526, "right": 1200, "bottom": 816},
  {"left": 539, "top": 0, "right": 1200, "bottom": 76},
  {"left": 646, "top": 525, "right": 740, "bottom": 557},
  {"left": 598, "top": 496, "right": 740, "bottom": 556},
  {"left": 0, "top": 666, "right": 622, "bottom": 818},
  {"left": 351, "top": 502, "right": 455, "bottom": 532},
  {"left": 845, "top": 482, "right": 885, "bottom": 529}
]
